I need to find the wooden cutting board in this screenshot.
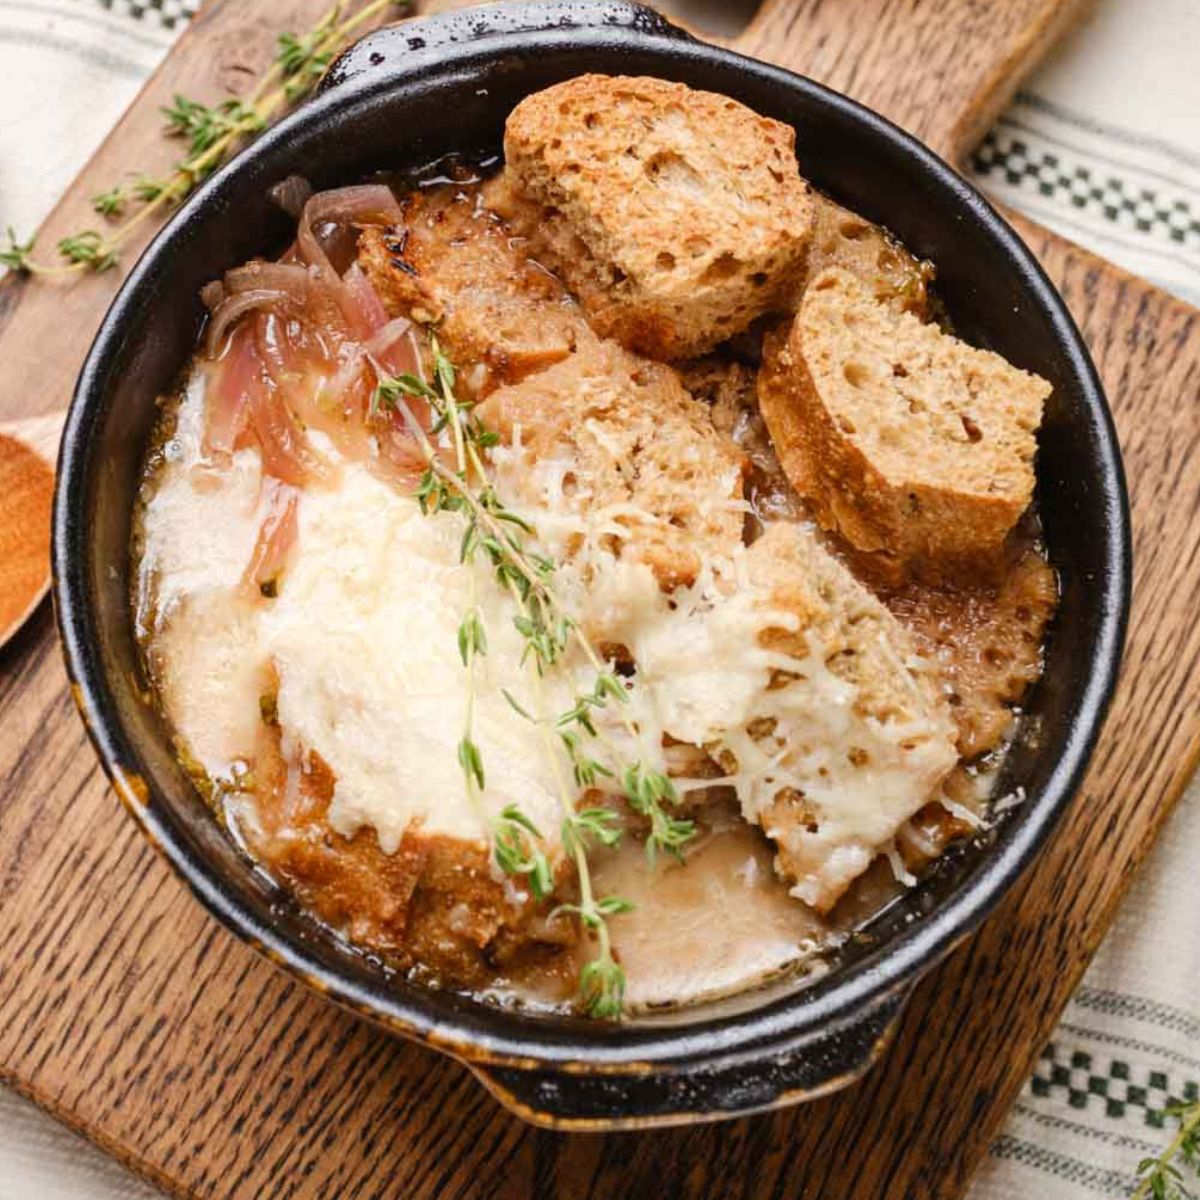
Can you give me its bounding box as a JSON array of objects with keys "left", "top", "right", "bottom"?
[{"left": 2, "top": 0, "right": 1199, "bottom": 1196}]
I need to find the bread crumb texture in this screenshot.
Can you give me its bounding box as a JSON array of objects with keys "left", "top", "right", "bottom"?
[
  {"left": 497, "top": 74, "right": 815, "bottom": 359},
  {"left": 730, "top": 523, "right": 958, "bottom": 912},
  {"left": 477, "top": 333, "right": 747, "bottom": 593},
  {"left": 758, "top": 267, "right": 1049, "bottom": 584}
]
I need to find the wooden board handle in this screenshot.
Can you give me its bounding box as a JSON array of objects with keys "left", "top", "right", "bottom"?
[{"left": 735, "top": 0, "right": 1089, "bottom": 162}]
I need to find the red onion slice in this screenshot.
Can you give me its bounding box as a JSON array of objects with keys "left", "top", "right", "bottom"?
[{"left": 242, "top": 481, "right": 300, "bottom": 596}]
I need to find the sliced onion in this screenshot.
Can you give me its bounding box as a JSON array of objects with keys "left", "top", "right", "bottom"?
[
  {"left": 205, "top": 323, "right": 259, "bottom": 456},
  {"left": 375, "top": 426, "right": 429, "bottom": 491},
  {"left": 268, "top": 175, "right": 313, "bottom": 220},
  {"left": 343, "top": 262, "right": 390, "bottom": 337},
  {"left": 242, "top": 481, "right": 300, "bottom": 596},
  {"left": 297, "top": 184, "right": 403, "bottom": 279},
  {"left": 246, "top": 316, "right": 332, "bottom": 487},
  {"left": 247, "top": 381, "right": 330, "bottom": 486},
  {"left": 200, "top": 279, "right": 225, "bottom": 311},
  {"left": 204, "top": 261, "right": 321, "bottom": 356},
  {"left": 325, "top": 345, "right": 369, "bottom": 408},
  {"left": 206, "top": 288, "right": 300, "bottom": 357},
  {"left": 368, "top": 318, "right": 424, "bottom": 378},
  {"left": 224, "top": 261, "right": 314, "bottom": 298}
]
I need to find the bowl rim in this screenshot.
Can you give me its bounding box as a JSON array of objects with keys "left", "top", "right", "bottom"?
[{"left": 53, "top": 9, "right": 1132, "bottom": 1073}]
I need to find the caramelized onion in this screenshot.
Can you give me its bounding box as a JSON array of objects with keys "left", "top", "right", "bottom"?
[
  {"left": 297, "top": 184, "right": 402, "bottom": 279},
  {"left": 268, "top": 174, "right": 313, "bottom": 220},
  {"left": 375, "top": 425, "right": 430, "bottom": 490},
  {"left": 369, "top": 318, "right": 423, "bottom": 377},
  {"left": 246, "top": 315, "right": 332, "bottom": 486},
  {"left": 225, "top": 261, "right": 314, "bottom": 297},
  {"left": 243, "top": 481, "right": 300, "bottom": 596},
  {"left": 205, "top": 323, "right": 259, "bottom": 456},
  {"left": 199, "top": 279, "right": 225, "bottom": 311},
  {"left": 206, "top": 288, "right": 298, "bottom": 357},
  {"left": 201, "top": 183, "right": 428, "bottom": 488},
  {"left": 343, "top": 263, "right": 390, "bottom": 336}
]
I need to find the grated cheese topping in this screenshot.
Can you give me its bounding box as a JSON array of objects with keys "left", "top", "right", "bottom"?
[{"left": 140, "top": 366, "right": 958, "bottom": 907}]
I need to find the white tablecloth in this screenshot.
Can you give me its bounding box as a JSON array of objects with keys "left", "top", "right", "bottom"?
[{"left": 1, "top": 1, "right": 1197, "bottom": 1196}]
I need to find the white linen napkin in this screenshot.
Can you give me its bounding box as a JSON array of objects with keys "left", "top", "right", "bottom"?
[{"left": 0, "top": 1, "right": 1196, "bottom": 1196}]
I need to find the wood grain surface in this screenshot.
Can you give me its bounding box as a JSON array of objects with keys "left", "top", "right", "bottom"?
[{"left": 2, "top": 0, "right": 1199, "bottom": 1197}]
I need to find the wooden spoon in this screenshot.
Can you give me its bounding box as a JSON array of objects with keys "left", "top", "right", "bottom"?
[{"left": 0, "top": 412, "right": 64, "bottom": 651}]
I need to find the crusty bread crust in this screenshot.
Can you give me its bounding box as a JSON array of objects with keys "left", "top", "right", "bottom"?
[
  {"left": 497, "top": 74, "right": 815, "bottom": 360},
  {"left": 886, "top": 544, "right": 1058, "bottom": 758},
  {"left": 358, "top": 183, "right": 589, "bottom": 396},
  {"left": 478, "top": 334, "right": 746, "bottom": 594},
  {"left": 738, "top": 523, "right": 958, "bottom": 912},
  {"left": 758, "top": 267, "right": 1049, "bottom": 584},
  {"left": 245, "top": 736, "right": 574, "bottom": 987}
]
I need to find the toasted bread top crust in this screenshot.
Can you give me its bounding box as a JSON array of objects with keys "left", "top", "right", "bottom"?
[
  {"left": 759, "top": 268, "right": 1049, "bottom": 582},
  {"left": 358, "top": 182, "right": 588, "bottom": 396},
  {"left": 500, "top": 74, "right": 815, "bottom": 358},
  {"left": 478, "top": 334, "right": 747, "bottom": 594},
  {"left": 799, "top": 268, "right": 1047, "bottom": 499}
]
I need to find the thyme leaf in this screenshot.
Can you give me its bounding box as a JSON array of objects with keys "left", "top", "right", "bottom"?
[
  {"left": 380, "top": 335, "right": 648, "bottom": 1017},
  {"left": 623, "top": 762, "right": 696, "bottom": 863},
  {"left": 1, "top": 227, "right": 35, "bottom": 273},
  {"left": 1132, "top": 1100, "right": 1200, "bottom": 1200},
  {"left": 6, "top": 0, "right": 414, "bottom": 276}
]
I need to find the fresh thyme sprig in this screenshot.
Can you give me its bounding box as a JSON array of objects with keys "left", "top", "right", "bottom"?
[
  {"left": 493, "top": 806, "right": 554, "bottom": 900},
  {"left": 376, "top": 345, "right": 695, "bottom": 862},
  {"left": 1132, "top": 1099, "right": 1200, "bottom": 1199},
  {"left": 2, "top": 0, "right": 412, "bottom": 279},
  {"left": 372, "top": 335, "right": 697, "bottom": 1016}
]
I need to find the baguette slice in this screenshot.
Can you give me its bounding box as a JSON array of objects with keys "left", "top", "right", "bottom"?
[
  {"left": 358, "top": 183, "right": 589, "bottom": 397},
  {"left": 722, "top": 523, "right": 958, "bottom": 911},
  {"left": 496, "top": 74, "right": 815, "bottom": 360},
  {"left": 759, "top": 267, "right": 1049, "bottom": 583},
  {"left": 477, "top": 334, "right": 746, "bottom": 598}
]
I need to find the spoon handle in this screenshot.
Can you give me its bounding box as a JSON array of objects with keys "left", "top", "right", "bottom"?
[{"left": 0, "top": 410, "right": 66, "bottom": 467}]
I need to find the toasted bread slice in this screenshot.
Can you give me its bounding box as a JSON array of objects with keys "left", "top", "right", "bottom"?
[
  {"left": 496, "top": 74, "right": 815, "bottom": 359},
  {"left": 807, "top": 195, "right": 934, "bottom": 318},
  {"left": 478, "top": 335, "right": 746, "bottom": 595},
  {"left": 712, "top": 522, "right": 958, "bottom": 912},
  {"left": 758, "top": 268, "right": 1049, "bottom": 584},
  {"left": 357, "top": 182, "right": 589, "bottom": 396}
]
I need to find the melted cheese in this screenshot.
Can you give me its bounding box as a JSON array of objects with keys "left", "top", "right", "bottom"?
[
  {"left": 141, "top": 369, "right": 954, "bottom": 907},
  {"left": 140, "top": 370, "right": 573, "bottom": 851},
  {"left": 490, "top": 449, "right": 957, "bottom": 908},
  {"left": 260, "top": 467, "right": 568, "bottom": 850}
]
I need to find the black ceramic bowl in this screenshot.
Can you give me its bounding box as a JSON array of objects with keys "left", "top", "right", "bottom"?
[{"left": 54, "top": 0, "right": 1130, "bottom": 1129}]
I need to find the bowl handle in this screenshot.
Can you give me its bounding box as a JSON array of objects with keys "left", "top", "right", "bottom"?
[
  {"left": 321, "top": 0, "right": 694, "bottom": 94},
  {"left": 466, "top": 988, "right": 908, "bottom": 1131}
]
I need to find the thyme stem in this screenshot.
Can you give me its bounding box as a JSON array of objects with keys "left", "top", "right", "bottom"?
[
  {"left": 1132, "top": 1099, "right": 1200, "bottom": 1200},
  {"left": 2, "top": 0, "right": 410, "bottom": 278},
  {"left": 373, "top": 339, "right": 635, "bottom": 1015}
]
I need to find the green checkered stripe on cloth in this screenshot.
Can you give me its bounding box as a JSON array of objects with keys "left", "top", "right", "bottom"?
[{"left": 1032, "top": 1042, "right": 1200, "bottom": 1128}]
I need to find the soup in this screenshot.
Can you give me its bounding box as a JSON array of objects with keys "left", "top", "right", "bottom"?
[{"left": 131, "top": 74, "right": 1056, "bottom": 1018}]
